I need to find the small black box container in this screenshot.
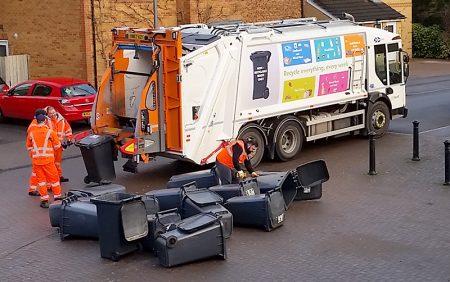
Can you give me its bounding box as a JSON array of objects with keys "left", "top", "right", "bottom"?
[
  {"left": 143, "top": 208, "right": 181, "bottom": 254},
  {"left": 91, "top": 192, "right": 148, "bottom": 261},
  {"left": 208, "top": 184, "right": 242, "bottom": 202},
  {"left": 49, "top": 196, "right": 98, "bottom": 240},
  {"left": 155, "top": 213, "right": 227, "bottom": 267},
  {"left": 145, "top": 188, "right": 182, "bottom": 212},
  {"left": 257, "top": 171, "right": 297, "bottom": 208},
  {"left": 224, "top": 189, "right": 286, "bottom": 231},
  {"left": 67, "top": 183, "right": 126, "bottom": 197},
  {"left": 198, "top": 204, "right": 233, "bottom": 239},
  {"left": 294, "top": 160, "right": 329, "bottom": 201},
  {"left": 180, "top": 182, "right": 223, "bottom": 218},
  {"left": 166, "top": 169, "right": 217, "bottom": 189},
  {"left": 76, "top": 135, "right": 116, "bottom": 184}
]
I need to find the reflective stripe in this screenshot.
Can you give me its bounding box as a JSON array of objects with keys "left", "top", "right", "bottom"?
[
  {"left": 41, "top": 195, "right": 49, "bottom": 200},
  {"left": 29, "top": 185, "right": 37, "bottom": 189},
  {"left": 38, "top": 182, "right": 46, "bottom": 186},
  {"left": 55, "top": 162, "right": 61, "bottom": 165},
  {"left": 30, "top": 130, "right": 53, "bottom": 158},
  {"left": 32, "top": 172, "right": 36, "bottom": 177},
  {"left": 54, "top": 194, "right": 62, "bottom": 198},
  {"left": 51, "top": 182, "right": 60, "bottom": 187}
]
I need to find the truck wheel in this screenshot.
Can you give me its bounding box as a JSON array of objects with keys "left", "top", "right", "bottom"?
[
  {"left": 275, "top": 120, "right": 303, "bottom": 161},
  {"left": 367, "top": 101, "right": 390, "bottom": 138},
  {"left": 238, "top": 127, "right": 265, "bottom": 168},
  {"left": 83, "top": 176, "right": 90, "bottom": 184}
]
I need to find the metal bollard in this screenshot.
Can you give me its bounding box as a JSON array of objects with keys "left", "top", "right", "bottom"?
[
  {"left": 412, "top": 121, "right": 420, "bottom": 161},
  {"left": 445, "top": 140, "right": 450, "bottom": 185},
  {"left": 368, "top": 131, "right": 377, "bottom": 175}
]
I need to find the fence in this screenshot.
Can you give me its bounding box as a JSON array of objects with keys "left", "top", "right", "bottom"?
[{"left": 0, "top": 54, "right": 30, "bottom": 87}]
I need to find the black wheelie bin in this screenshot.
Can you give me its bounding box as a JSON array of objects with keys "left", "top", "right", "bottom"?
[{"left": 75, "top": 134, "right": 116, "bottom": 184}]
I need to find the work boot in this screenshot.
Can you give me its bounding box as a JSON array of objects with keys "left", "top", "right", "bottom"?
[
  {"left": 28, "top": 191, "right": 40, "bottom": 196},
  {"left": 40, "top": 201, "right": 49, "bottom": 208},
  {"left": 60, "top": 176, "right": 69, "bottom": 182}
]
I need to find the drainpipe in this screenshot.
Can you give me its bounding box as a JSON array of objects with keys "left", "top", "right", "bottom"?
[
  {"left": 91, "top": 0, "right": 98, "bottom": 88},
  {"left": 153, "top": 0, "right": 158, "bottom": 28}
]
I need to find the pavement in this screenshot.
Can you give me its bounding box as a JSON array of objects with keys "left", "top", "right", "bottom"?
[{"left": 0, "top": 59, "right": 449, "bottom": 281}]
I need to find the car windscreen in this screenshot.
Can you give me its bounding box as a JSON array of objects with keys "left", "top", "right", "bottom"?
[{"left": 61, "top": 83, "right": 96, "bottom": 97}]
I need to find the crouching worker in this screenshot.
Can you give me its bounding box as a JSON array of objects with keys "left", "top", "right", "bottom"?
[
  {"left": 215, "top": 139, "right": 259, "bottom": 184},
  {"left": 26, "top": 109, "right": 62, "bottom": 208}
]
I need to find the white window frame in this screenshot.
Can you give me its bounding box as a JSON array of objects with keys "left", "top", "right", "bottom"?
[{"left": 0, "top": 40, "right": 9, "bottom": 56}]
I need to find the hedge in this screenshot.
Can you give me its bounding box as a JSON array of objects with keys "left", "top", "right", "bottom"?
[{"left": 412, "top": 23, "right": 450, "bottom": 59}]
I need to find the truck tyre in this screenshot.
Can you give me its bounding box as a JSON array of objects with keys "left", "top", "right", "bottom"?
[
  {"left": 275, "top": 120, "right": 303, "bottom": 161},
  {"left": 367, "top": 101, "right": 390, "bottom": 138},
  {"left": 238, "top": 127, "right": 265, "bottom": 168}
]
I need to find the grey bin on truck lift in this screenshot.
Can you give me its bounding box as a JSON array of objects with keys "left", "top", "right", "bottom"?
[
  {"left": 180, "top": 182, "right": 223, "bottom": 218},
  {"left": 145, "top": 188, "right": 182, "bottom": 212},
  {"left": 49, "top": 196, "right": 99, "bottom": 240},
  {"left": 142, "top": 208, "right": 182, "bottom": 255},
  {"left": 257, "top": 171, "right": 297, "bottom": 208},
  {"left": 224, "top": 188, "right": 286, "bottom": 231},
  {"left": 91, "top": 193, "right": 148, "bottom": 261},
  {"left": 166, "top": 168, "right": 218, "bottom": 189},
  {"left": 155, "top": 213, "right": 227, "bottom": 267},
  {"left": 75, "top": 134, "right": 116, "bottom": 185},
  {"left": 294, "top": 160, "right": 329, "bottom": 201}
]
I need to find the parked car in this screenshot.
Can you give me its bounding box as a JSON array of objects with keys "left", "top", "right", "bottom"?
[
  {"left": 0, "top": 77, "right": 9, "bottom": 92},
  {"left": 0, "top": 77, "right": 96, "bottom": 123}
]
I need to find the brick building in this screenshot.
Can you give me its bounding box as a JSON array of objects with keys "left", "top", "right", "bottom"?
[{"left": 0, "top": 0, "right": 410, "bottom": 86}]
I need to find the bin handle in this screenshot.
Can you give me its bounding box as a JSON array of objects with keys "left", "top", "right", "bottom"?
[{"left": 156, "top": 208, "right": 179, "bottom": 219}]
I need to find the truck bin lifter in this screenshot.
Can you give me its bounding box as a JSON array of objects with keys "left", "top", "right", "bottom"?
[{"left": 87, "top": 18, "right": 408, "bottom": 173}]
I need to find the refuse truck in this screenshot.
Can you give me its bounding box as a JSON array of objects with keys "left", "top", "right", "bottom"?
[{"left": 89, "top": 17, "right": 409, "bottom": 173}]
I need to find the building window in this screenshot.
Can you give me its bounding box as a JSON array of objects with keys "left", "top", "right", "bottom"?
[{"left": 0, "top": 40, "right": 8, "bottom": 57}]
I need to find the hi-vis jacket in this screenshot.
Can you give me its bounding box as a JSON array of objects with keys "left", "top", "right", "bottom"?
[
  {"left": 216, "top": 140, "right": 248, "bottom": 170},
  {"left": 26, "top": 124, "right": 61, "bottom": 165},
  {"left": 47, "top": 113, "right": 72, "bottom": 142}
]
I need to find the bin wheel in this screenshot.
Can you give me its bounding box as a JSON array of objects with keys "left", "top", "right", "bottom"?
[
  {"left": 111, "top": 253, "right": 120, "bottom": 262},
  {"left": 263, "top": 88, "right": 270, "bottom": 99},
  {"left": 83, "top": 176, "right": 90, "bottom": 184}
]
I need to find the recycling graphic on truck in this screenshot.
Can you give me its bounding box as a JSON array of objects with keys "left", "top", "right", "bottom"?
[{"left": 86, "top": 17, "right": 409, "bottom": 173}]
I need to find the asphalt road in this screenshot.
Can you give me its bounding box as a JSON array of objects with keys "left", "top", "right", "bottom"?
[{"left": 389, "top": 75, "right": 450, "bottom": 134}]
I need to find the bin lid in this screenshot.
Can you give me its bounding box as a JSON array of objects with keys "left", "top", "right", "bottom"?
[
  {"left": 185, "top": 189, "right": 223, "bottom": 206},
  {"left": 178, "top": 213, "right": 219, "bottom": 234},
  {"left": 75, "top": 134, "right": 113, "bottom": 148},
  {"left": 121, "top": 201, "right": 149, "bottom": 242}
]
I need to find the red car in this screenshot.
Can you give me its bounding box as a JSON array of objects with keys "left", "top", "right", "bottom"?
[{"left": 0, "top": 77, "right": 96, "bottom": 122}]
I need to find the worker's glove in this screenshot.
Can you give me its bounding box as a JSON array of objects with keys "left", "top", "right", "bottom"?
[
  {"left": 251, "top": 172, "right": 259, "bottom": 178},
  {"left": 61, "top": 141, "right": 73, "bottom": 149},
  {"left": 236, "top": 170, "right": 246, "bottom": 179}
]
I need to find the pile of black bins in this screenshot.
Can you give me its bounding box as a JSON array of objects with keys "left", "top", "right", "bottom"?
[{"left": 49, "top": 160, "right": 329, "bottom": 267}]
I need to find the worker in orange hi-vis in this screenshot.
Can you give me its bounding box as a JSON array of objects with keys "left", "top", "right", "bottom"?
[
  {"left": 26, "top": 109, "right": 62, "bottom": 208},
  {"left": 27, "top": 109, "right": 49, "bottom": 196},
  {"left": 45, "top": 106, "right": 73, "bottom": 182}
]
